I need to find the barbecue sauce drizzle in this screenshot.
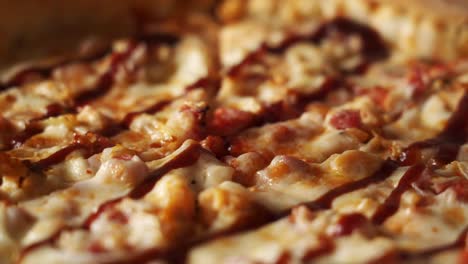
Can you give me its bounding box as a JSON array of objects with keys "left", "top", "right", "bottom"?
[
  {"left": 0, "top": 48, "right": 110, "bottom": 92},
  {"left": 11, "top": 75, "right": 215, "bottom": 173},
  {"left": 4, "top": 34, "right": 182, "bottom": 152},
  {"left": 371, "top": 164, "right": 425, "bottom": 224},
  {"left": 227, "top": 17, "right": 388, "bottom": 78},
  {"left": 300, "top": 160, "right": 398, "bottom": 212},
  {"left": 399, "top": 91, "right": 468, "bottom": 166},
  {"left": 384, "top": 91, "right": 468, "bottom": 259},
  {"left": 0, "top": 32, "right": 180, "bottom": 92},
  {"left": 72, "top": 42, "right": 139, "bottom": 108}
]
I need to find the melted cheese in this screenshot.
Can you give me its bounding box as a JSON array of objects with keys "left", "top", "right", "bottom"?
[
  {"left": 252, "top": 150, "right": 383, "bottom": 212},
  {"left": 0, "top": 3, "right": 467, "bottom": 263},
  {"left": 231, "top": 111, "right": 368, "bottom": 163},
  {"left": 20, "top": 144, "right": 239, "bottom": 263}
]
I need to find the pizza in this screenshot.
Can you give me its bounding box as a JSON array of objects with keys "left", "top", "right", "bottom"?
[{"left": 0, "top": 0, "right": 467, "bottom": 263}]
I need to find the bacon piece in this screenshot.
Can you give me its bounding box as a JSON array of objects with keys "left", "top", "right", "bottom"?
[
  {"left": 368, "top": 87, "right": 389, "bottom": 107},
  {"left": 450, "top": 180, "right": 468, "bottom": 202},
  {"left": 209, "top": 107, "right": 256, "bottom": 136},
  {"left": 201, "top": 135, "right": 229, "bottom": 158},
  {"left": 88, "top": 242, "right": 107, "bottom": 254},
  {"left": 329, "top": 110, "right": 362, "bottom": 130},
  {"left": 430, "top": 178, "right": 468, "bottom": 202},
  {"left": 330, "top": 213, "right": 369, "bottom": 237},
  {"left": 107, "top": 209, "right": 129, "bottom": 224},
  {"left": 355, "top": 86, "right": 389, "bottom": 107},
  {"left": 408, "top": 66, "right": 427, "bottom": 97},
  {"left": 459, "top": 248, "right": 468, "bottom": 264},
  {"left": 407, "top": 62, "right": 453, "bottom": 98}
]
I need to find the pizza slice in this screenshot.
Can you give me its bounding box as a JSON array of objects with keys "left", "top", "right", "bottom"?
[{"left": 0, "top": 0, "right": 467, "bottom": 263}]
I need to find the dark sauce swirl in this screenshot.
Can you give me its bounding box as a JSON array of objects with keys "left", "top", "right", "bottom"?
[
  {"left": 227, "top": 17, "right": 388, "bottom": 77},
  {"left": 399, "top": 92, "right": 468, "bottom": 167}
]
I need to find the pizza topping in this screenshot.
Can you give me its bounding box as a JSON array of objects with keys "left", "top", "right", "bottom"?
[
  {"left": 329, "top": 110, "right": 362, "bottom": 130},
  {"left": 1, "top": 1, "right": 468, "bottom": 263},
  {"left": 226, "top": 17, "right": 388, "bottom": 76},
  {"left": 408, "top": 66, "right": 428, "bottom": 97},
  {"left": 329, "top": 213, "right": 369, "bottom": 237},
  {"left": 371, "top": 164, "right": 425, "bottom": 224},
  {"left": 73, "top": 42, "right": 142, "bottom": 108},
  {"left": 355, "top": 86, "right": 389, "bottom": 107},
  {"left": 209, "top": 107, "right": 256, "bottom": 136},
  {"left": 201, "top": 135, "right": 229, "bottom": 158}
]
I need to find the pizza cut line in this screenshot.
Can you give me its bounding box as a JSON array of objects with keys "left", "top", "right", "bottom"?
[{"left": 0, "top": 0, "right": 467, "bottom": 263}]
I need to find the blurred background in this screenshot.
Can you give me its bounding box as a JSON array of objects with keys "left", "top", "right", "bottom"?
[
  {"left": 1, "top": 0, "right": 467, "bottom": 75},
  {"left": 0, "top": 0, "right": 214, "bottom": 72}
]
